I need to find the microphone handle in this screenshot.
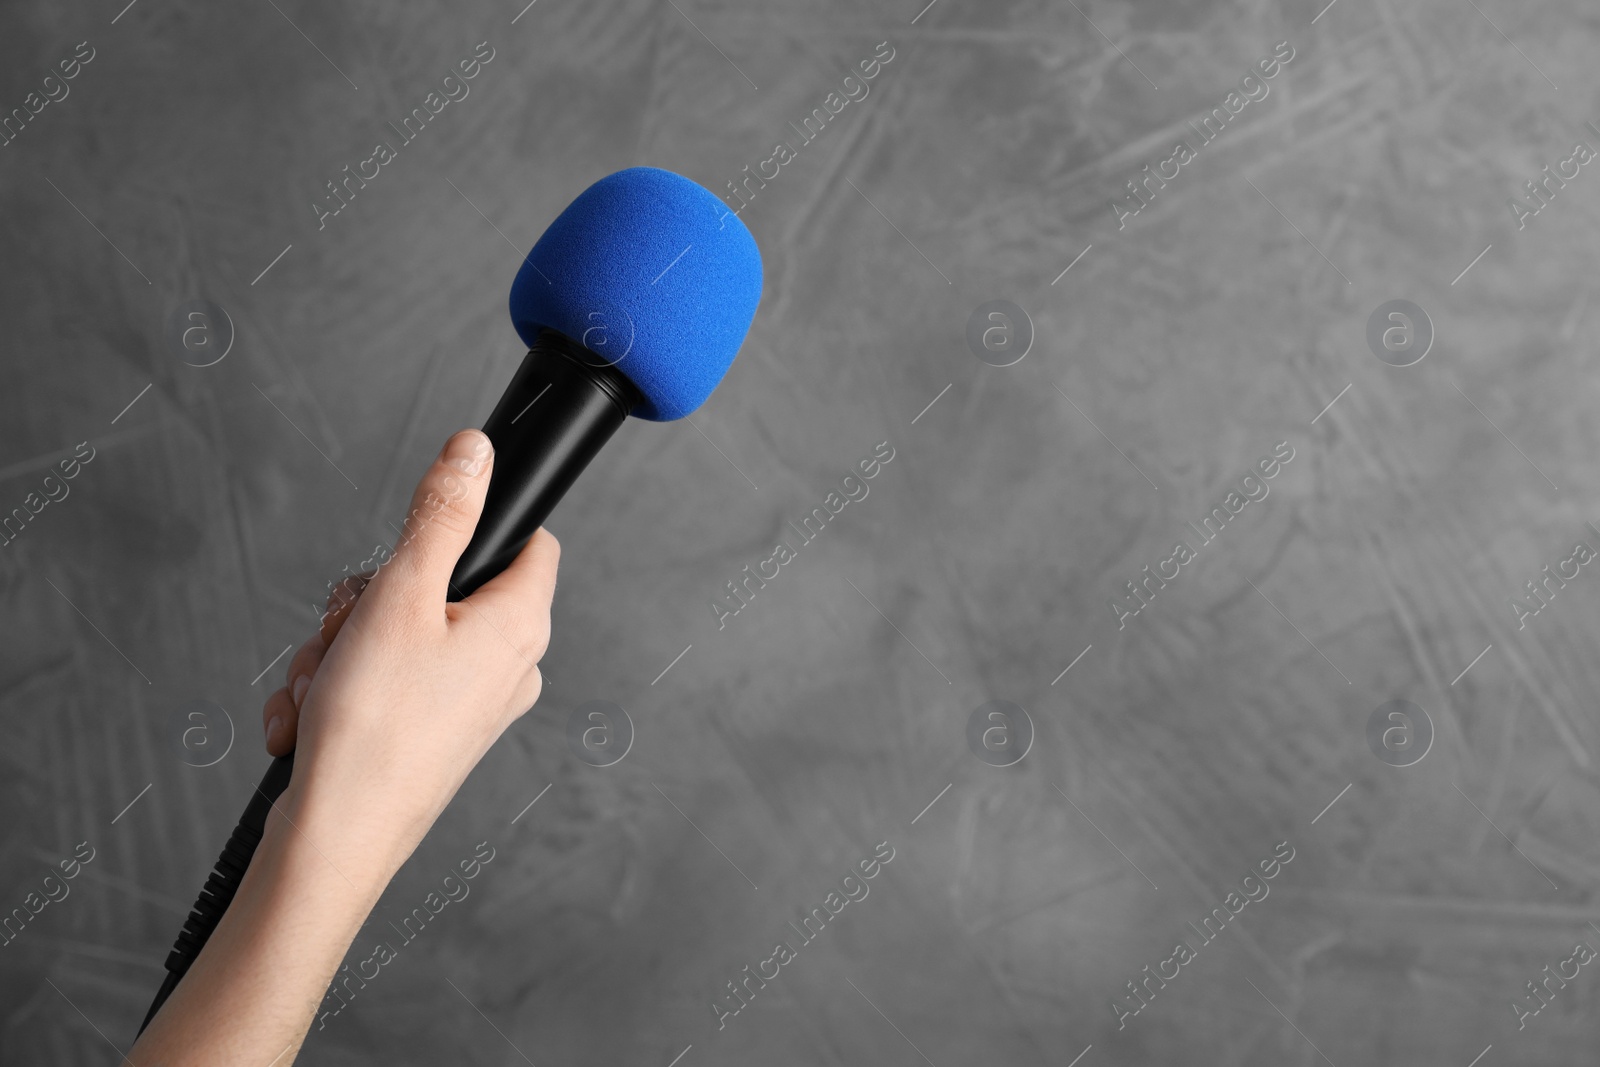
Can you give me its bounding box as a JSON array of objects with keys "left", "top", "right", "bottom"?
[
  {"left": 452, "top": 328, "right": 639, "bottom": 594},
  {"left": 138, "top": 330, "right": 637, "bottom": 1035}
]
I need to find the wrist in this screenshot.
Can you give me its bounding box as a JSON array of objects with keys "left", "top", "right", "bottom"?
[
  {"left": 135, "top": 771, "right": 398, "bottom": 1063},
  {"left": 267, "top": 773, "right": 419, "bottom": 902}
]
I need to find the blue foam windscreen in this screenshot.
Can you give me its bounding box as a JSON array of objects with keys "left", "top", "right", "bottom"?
[{"left": 508, "top": 167, "right": 763, "bottom": 422}]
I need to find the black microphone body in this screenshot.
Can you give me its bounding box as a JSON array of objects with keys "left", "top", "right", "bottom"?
[
  {"left": 453, "top": 329, "right": 640, "bottom": 593},
  {"left": 139, "top": 329, "right": 632, "bottom": 1033}
]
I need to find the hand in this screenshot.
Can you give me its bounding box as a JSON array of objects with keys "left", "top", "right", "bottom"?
[{"left": 263, "top": 428, "right": 558, "bottom": 879}]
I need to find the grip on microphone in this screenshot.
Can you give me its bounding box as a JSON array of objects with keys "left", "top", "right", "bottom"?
[{"left": 138, "top": 329, "right": 635, "bottom": 1036}]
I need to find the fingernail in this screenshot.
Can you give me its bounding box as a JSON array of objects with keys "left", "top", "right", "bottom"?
[
  {"left": 444, "top": 430, "right": 491, "bottom": 477},
  {"left": 292, "top": 675, "right": 310, "bottom": 707},
  {"left": 266, "top": 714, "right": 284, "bottom": 745}
]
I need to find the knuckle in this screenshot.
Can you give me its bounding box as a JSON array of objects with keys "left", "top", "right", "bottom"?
[
  {"left": 536, "top": 530, "right": 561, "bottom": 572},
  {"left": 438, "top": 503, "right": 482, "bottom": 543},
  {"left": 389, "top": 485, "right": 478, "bottom": 582},
  {"left": 323, "top": 583, "right": 350, "bottom": 614},
  {"left": 436, "top": 468, "right": 472, "bottom": 504},
  {"left": 476, "top": 602, "right": 549, "bottom": 663},
  {"left": 423, "top": 488, "right": 476, "bottom": 537},
  {"left": 511, "top": 668, "right": 543, "bottom": 718},
  {"left": 503, "top": 598, "right": 551, "bottom": 660},
  {"left": 394, "top": 504, "right": 432, "bottom": 546},
  {"left": 521, "top": 616, "right": 551, "bottom": 662}
]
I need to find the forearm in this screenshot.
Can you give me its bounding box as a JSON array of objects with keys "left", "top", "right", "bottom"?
[{"left": 131, "top": 781, "right": 401, "bottom": 1066}]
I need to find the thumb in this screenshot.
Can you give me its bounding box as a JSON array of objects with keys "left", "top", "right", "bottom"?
[{"left": 371, "top": 429, "right": 495, "bottom": 613}]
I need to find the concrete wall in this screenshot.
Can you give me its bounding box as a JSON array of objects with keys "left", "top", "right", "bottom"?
[{"left": 2, "top": 1, "right": 1597, "bottom": 1063}]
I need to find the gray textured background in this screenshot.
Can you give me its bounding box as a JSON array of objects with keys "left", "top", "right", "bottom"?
[{"left": 3, "top": 0, "right": 1600, "bottom": 1064}]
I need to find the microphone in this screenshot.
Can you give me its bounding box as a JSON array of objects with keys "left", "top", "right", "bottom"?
[
  {"left": 453, "top": 165, "right": 762, "bottom": 589},
  {"left": 138, "top": 167, "right": 763, "bottom": 1033}
]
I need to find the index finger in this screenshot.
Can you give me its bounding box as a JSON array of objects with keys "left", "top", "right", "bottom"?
[{"left": 456, "top": 527, "right": 560, "bottom": 631}]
